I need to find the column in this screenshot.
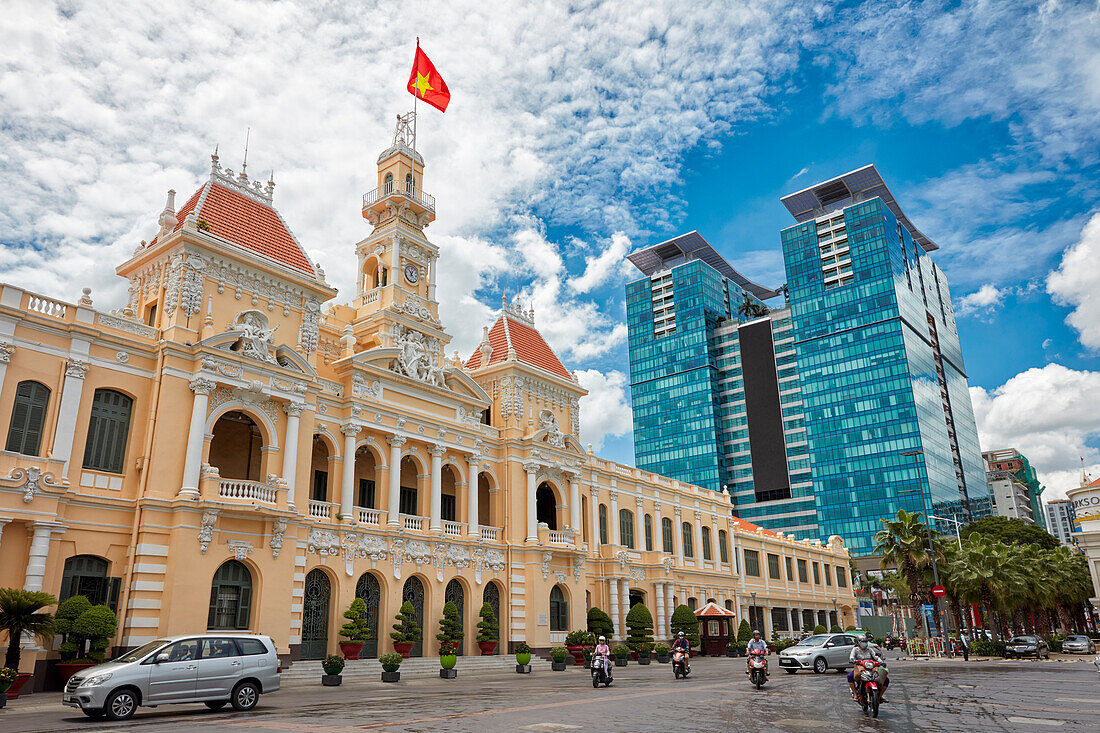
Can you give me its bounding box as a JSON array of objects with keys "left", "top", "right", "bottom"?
[
  {"left": 655, "top": 582, "right": 667, "bottom": 639},
  {"left": 0, "top": 518, "right": 11, "bottom": 556},
  {"left": 387, "top": 436, "right": 406, "bottom": 526},
  {"left": 24, "top": 522, "right": 64, "bottom": 592},
  {"left": 609, "top": 491, "right": 620, "bottom": 546},
  {"left": 51, "top": 359, "right": 88, "bottom": 474},
  {"left": 429, "top": 444, "right": 445, "bottom": 531},
  {"left": 180, "top": 377, "right": 215, "bottom": 498},
  {"left": 281, "top": 402, "right": 304, "bottom": 511},
  {"left": 567, "top": 472, "right": 581, "bottom": 539},
  {"left": 666, "top": 586, "right": 674, "bottom": 635},
  {"left": 428, "top": 254, "right": 437, "bottom": 301},
  {"left": 674, "top": 508, "right": 684, "bottom": 564},
  {"left": 693, "top": 513, "right": 704, "bottom": 563},
  {"left": 523, "top": 462, "right": 539, "bottom": 542},
  {"left": 590, "top": 487, "right": 600, "bottom": 549},
  {"left": 609, "top": 579, "right": 620, "bottom": 641},
  {"left": 466, "top": 453, "right": 481, "bottom": 537},
  {"left": 620, "top": 578, "right": 630, "bottom": 635},
  {"left": 340, "top": 423, "right": 360, "bottom": 519},
  {"left": 390, "top": 234, "right": 402, "bottom": 286}
]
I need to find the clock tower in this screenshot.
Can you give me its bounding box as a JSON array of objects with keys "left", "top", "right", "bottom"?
[{"left": 350, "top": 112, "right": 449, "bottom": 362}]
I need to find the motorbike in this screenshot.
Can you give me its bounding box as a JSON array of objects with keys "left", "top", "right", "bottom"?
[
  {"left": 855, "top": 659, "right": 883, "bottom": 718},
  {"left": 748, "top": 649, "right": 768, "bottom": 689},
  {"left": 671, "top": 649, "right": 690, "bottom": 679},
  {"left": 591, "top": 654, "right": 612, "bottom": 688}
]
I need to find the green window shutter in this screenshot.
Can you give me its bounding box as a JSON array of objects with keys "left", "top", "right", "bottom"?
[
  {"left": 106, "top": 577, "right": 121, "bottom": 614},
  {"left": 236, "top": 585, "right": 252, "bottom": 629},
  {"left": 82, "top": 389, "right": 133, "bottom": 473},
  {"left": 208, "top": 585, "right": 219, "bottom": 628},
  {"left": 6, "top": 381, "right": 49, "bottom": 456}
]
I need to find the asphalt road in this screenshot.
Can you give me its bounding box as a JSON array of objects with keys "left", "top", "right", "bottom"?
[{"left": 3, "top": 655, "right": 1098, "bottom": 732}]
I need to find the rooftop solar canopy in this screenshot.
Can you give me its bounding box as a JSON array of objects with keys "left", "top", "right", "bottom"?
[
  {"left": 625, "top": 230, "right": 779, "bottom": 299},
  {"left": 780, "top": 164, "right": 938, "bottom": 252}
]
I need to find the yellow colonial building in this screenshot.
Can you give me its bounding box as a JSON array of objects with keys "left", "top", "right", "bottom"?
[{"left": 0, "top": 117, "right": 853, "bottom": 681}]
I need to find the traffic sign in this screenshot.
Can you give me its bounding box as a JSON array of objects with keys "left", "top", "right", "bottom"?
[{"left": 931, "top": 585, "right": 946, "bottom": 598}]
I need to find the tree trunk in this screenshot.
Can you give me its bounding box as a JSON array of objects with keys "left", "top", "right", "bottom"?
[{"left": 5, "top": 630, "right": 21, "bottom": 670}]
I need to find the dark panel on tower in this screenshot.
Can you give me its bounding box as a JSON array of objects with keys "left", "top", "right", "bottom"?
[{"left": 739, "top": 319, "right": 791, "bottom": 501}]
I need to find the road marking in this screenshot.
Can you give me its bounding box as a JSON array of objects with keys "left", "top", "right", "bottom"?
[
  {"left": 519, "top": 725, "right": 582, "bottom": 731},
  {"left": 1054, "top": 698, "right": 1100, "bottom": 704},
  {"left": 1007, "top": 717, "right": 1065, "bottom": 727}
]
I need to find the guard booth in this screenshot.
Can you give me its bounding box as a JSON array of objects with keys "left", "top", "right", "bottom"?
[{"left": 695, "top": 602, "right": 738, "bottom": 656}]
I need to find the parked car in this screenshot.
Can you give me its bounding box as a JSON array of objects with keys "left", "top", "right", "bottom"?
[
  {"left": 1062, "top": 635, "right": 1096, "bottom": 654},
  {"left": 62, "top": 634, "right": 280, "bottom": 721},
  {"left": 1004, "top": 635, "right": 1050, "bottom": 660},
  {"left": 778, "top": 633, "right": 859, "bottom": 674}
]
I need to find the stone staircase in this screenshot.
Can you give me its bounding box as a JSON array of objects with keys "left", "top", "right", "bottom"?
[{"left": 279, "top": 654, "right": 550, "bottom": 684}]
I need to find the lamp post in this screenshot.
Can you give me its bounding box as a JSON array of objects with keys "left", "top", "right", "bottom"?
[
  {"left": 900, "top": 449, "right": 947, "bottom": 649},
  {"left": 750, "top": 591, "right": 757, "bottom": 632},
  {"left": 832, "top": 598, "right": 839, "bottom": 630},
  {"left": 929, "top": 513, "right": 964, "bottom": 551}
]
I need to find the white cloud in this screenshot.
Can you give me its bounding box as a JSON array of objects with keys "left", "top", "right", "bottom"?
[
  {"left": 1047, "top": 212, "right": 1100, "bottom": 350},
  {"left": 575, "top": 369, "right": 633, "bottom": 451},
  {"left": 954, "top": 284, "right": 1005, "bottom": 319},
  {"left": 970, "top": 364, "right": 1100, "bottom": 501},
  {"left": 568, "top": 232, "right": 631, "bottom": 294}
]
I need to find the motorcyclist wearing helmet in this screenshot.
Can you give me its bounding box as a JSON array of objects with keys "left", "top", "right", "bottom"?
[
  {"left": 593, "top": 635, "right": 613, "bottom": 681},
  {"left": 745, "top": 629, "right": 769, "bottom": 677},
  {"left": 848, "top": 636, "right": 889, "bottom": 703},
  {"left": 671, "top": 631, "right": 691, "bottom": 671}
]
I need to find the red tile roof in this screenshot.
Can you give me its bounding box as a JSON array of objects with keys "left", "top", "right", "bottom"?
[
  {"left": 465, "top": 314, "right": 572, "bottom": 380},
  {"left": 155, "top": 180, "right": 314, "bottom": 275},
  {"left": 731, "top": 517, "right": 779, "bottom": 538}
]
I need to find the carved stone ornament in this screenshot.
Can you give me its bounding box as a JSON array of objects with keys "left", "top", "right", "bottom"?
[
  {"left": 270, "top": 517, "right": 288, "bottom": 559},
  {"left": 6, "top": 466, "right": 64, "bottom": 503},
  {"left": 198, "top": 511, "right": 218, "bottom": 553},
  {"left": 432, "top": 543, "right": 471, "bottom": 582},
  {"left": 389, "top": 538, "right": 433, "bottom": 580},
  {"left": 306, "top": 530, "right": 390, "bottom": 576},
  {"left": 538, "top": 409, "right": 566, "bottom": 448},
  {"left": 180, "top": 255, "right": 206, "bottom": 317},
  {"left": 573, "top": 555, "right": 584, "bottom": 581},
  {"left": 541, "top": 551, "right": 553, "bottom": 580},
  {"left": 228, "top": 540, "right": 253, "bottom": 561},
  {"left": 661, "top": 556, "right": 676, "bottom": 575},
  {"left": 630, "top": 565, "right": 645, "bottom": 582},
  {"left": 0, "top": 342, "right": 14, "bottom": 364},
  {"left": 208, "top": 386, "right": 280, "bottom": 426},
  {"left": 227, "top": 310, "right": 278, "bottom": 364},
  {"left": 189, "top": 377, "right": 217, "bottom": 395},
  {"left": 283, "top": 401, "right": 306, "bottom": 417},
  {"left": 616, "top": 550, "right": 629, "bottom": 570},
  {"left": 456, "top": 406, "right": 483, "bottom": 426},
  {"left": 65, "top": 359, "right": 89, "bottom": 379},
  {"left": 553, "top": 570, "right": 567, "bottom": 585},
  {"left": 471, "top": 547, "right": 506, "bottom": 585},
  {"left": 390, "top": 324, "right": 445, "bottom": 387},
  {"left": 352, "top": 375, "right": 382, "bottom": 399},
  {"left": 201, "top": 355, "right": 244, "bottom": 379},
  {"left": 298, "top": 298, "right": 320, "bottom": 355}
]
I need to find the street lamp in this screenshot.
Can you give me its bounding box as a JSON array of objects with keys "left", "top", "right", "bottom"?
[
  {"left": 900, "top": 449, "right": 947, "bottom": 648},
  {"left": 929, "top": 513, "right": 963, "bottom": 551},
  {"left": 832, "top": 598, "right": 839, "bottom": 630},
  {"left": 750, "top": 591, "right": 757, "bottom": 632}
]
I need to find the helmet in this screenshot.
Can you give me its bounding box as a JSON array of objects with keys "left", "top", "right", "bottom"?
[
  {"left": 859, "top": 639, "right": 869, "bottom": 648},
  {"left": 598, "top": 636, "right": 606, "bottom": 642},
  {"left": 752, "top": 629, "right": 761, "bottom": 636},
  {"left": 678, "top": 631, "right": 685, "bottom": 638}
]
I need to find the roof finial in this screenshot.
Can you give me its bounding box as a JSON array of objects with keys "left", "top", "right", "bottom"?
[{"left": 242, "top": 127, "right": 250, "bottom": 176}]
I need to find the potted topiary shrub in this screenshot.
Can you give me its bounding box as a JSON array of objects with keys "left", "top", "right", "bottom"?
[
  {"left": 626, "top": 603, "right": 654, "bottom": 660},
  {"left": 670, "top": 604, "right": 700, "bottom": 657},
  {"left": 439, "top": 642, "right": 458, "bottom": 678},
  {"left": 612, "top": 643, "right": 630, "bottom": 667},
  {"left": 654, "top": 642, "right": 671, "bottom": 664},
  {"left": 339, "top": 597, "right": 372, "bottom": 660},
  {"left": 587, "top": 606, "right": 614, "bottom": 639},
  {"left": 0, "top": 588, "right": 56, "bottom": 700},
  {"left": 390, "top": 600, "right": 421, "bottom": 658},
  {"left": 737, "top": 619, "right": 752, "bottom": 646},
  {"left": 321, "top": 654, "right": 344, "bottom": 685},
  {"left": 476, "top": 602, "right": 499, "bottom": 655},
  {"left": 637, "top": 642, "right": 653, "bottom": 665},
  {"left": 550, "top": 646, "right": 569, "bottom": 671},
  {"left": 565, "top": 629, "right": 589, "bottom": 665},
  {"left": 583, "top": 646, "right": 594, "bottom": 669},
  {"left": 813, "top": 624, "right": 827, "bottom": 635},
  {"left": 72, "top": 604, "right": 118, "bottom": 666},
  {"left": 379, "top": 651, "right": 403, "bottom": 683},
  {"left": 0, "top": 666, "right": 16, "bottom": 709},
  {"left": 436, "top": 600, "right": 464, "bottom": 663},
  {"left": 515, "top": 641, "right": 532, "bottom": 673},
  {"left": 54, "top": 595, "right": 94, "bottom": 683}
]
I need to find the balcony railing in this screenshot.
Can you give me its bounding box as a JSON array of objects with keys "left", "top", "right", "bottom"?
[
  {"left": 219, "top": 480, "right": 277, "bottom": 504},
  {"left": 478, "top": 526, "right": 499, "bottom": 541},
  {"left": 548, "top": 530, "right": 573, "bottom": 545},
  {"left": 401, "top": 514, "right": 425, "bottom": 532},
  {"left": 356, "top": 507, "right": 381, "bottom": 526},
  {"left": 308, "top": 500, "right": 335, "bottom": 520},
  {"left": 443, "top": 520, "right": 465, "bottom": 537},
  {"left": 27, "top": 294, "right": 69, "bottom": 319},
  {"left": 362, "top": 183, "right": 436, "bottom": 213}
]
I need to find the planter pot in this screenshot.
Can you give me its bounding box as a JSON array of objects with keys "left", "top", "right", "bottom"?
[
  {"left": 339, "top": 642, "right": 364, "bottom": 660},
  {"left": 614, "top": 658, "right": 627, "bottom": 667},
  {"left": 657, "top": 655, "right": 669, "bottom": 664},
  {"left": 393, "top": 642, "right": 414, "bottom": 659},
  {"left": 0, "top": 691, "right": 6, "bottom": 709},
  {"left": 477, "top": 641, "right": 498, "bottom": 656},
  {"left": 6, "top": 674, "right": 31, "bottom": 700},
  {"left": 56, "top": 662, "right": 96, "bottom": 684},
  {"left": 567, "top": 645, "right": 585, "bottom": 665},
  {"left": 630, "top": 651, "right": 639, "bottom": 661},
  {"left": 439, "top": 668, "right": 457, "bottom": 679},
  {"left": 381, "top": 670, "right": 400, "bottom": 683},
  {"left": 516, "top": 652, "right": 532, "bottom": 665},
  {"left": 551, "top": 660, "right": 567, "bottom": 671},
  {"left": 726, "top": 650, "right": 737, "bottom": 658},
  {"left": 515, "top": 663, "right": 532, "bottom": 674},
  {"left": 583, "top": 660, "right": 591, "bottom": 669},
  {"left": 638, "top": 656, "right": 651, "bottom": 665},
  {"left": 321, "top": 674, "right": 342, "bottom": 686},
  {"left": 440, "top": 654, "right": 457, "bottom": 670},
  {"left": 381, "top": 663, "right": 401, "bottom": 673}
]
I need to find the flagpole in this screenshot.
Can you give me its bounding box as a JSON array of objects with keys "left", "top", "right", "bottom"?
[{"left": 413, "top": 37, "right": 419, "bottom": 152}]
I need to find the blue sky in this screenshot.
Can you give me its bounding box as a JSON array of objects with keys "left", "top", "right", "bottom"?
[{"left": 2, "top": 0, "right": 1098, "bottom": 499}]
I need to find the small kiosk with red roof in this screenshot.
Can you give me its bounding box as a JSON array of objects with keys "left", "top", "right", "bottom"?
[{"left": 694, "top": 602, "right": 738, "bottom": 657}]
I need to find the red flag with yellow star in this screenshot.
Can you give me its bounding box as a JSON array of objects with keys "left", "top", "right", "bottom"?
[{"left": 407, "top": 43, "right": 450, "bottom": 112}]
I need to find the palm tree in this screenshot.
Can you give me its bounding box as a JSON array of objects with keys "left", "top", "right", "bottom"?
[
  {"left": 947, "top": 535, "right": 1022, "bottom": 641},
  {"left": 873, "top": 510, "right": 941, "bottom": 628},
  {"left": 0, "top": 588, "right": 57, "bottom": 669},
  {"left": 737, "top": 293, "right": 755, "bottom": 320},
  {"left": 1047, "top": 547, "right": 1092, "bottom": 633}
]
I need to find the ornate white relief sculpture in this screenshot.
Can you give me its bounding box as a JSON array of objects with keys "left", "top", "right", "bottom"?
[
  {"left": 573, "top": 555, "right": 584, "bottom": 581},
  {"left": 0, "top": 343, "right": 16, "bottom": 364},
  {"left": 541, "top": 551, "right": 553, "bottom": 579},
  {"left": 352, "top": 375, "right": 382, "bottom": 399},
  {"left": 391, "top": 324, "right": 445, "bottom": 387},
  {"left": 66, "top": 359, "right": 89, "bottom": 379},
  {"left": 228, "top": 310, "right": 278, "bottom": 364},
  {"left": 298, "top": 298, "right": 320, "bottom": 355},
  {"left": 661, "top": 556, "right": 676, "bottom": 575},
  {"left": 228, "top": 541, "right": 253, "bottom": 561},
  {"left": 6, "top": 466, "right": 63, "bottom": 503},
  {"left": 198, "top": 511, "right": 218, "bottom": 553},
  {"left": 270, "top": 518, "right": 288, "bottom": 559},
  {"left": 538, "top": 409, "right": 566, "bottom": 448}
]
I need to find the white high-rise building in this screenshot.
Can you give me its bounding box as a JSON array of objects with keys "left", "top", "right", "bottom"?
[{"left": 1045, "top": 499, "right": 1077, "bottom": 546}]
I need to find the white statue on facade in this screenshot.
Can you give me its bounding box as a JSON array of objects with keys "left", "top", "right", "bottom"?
[
  {"left": 230, "top": 311, "right": 277, "bottom": 363},
  {"left": 392, "top": 324, "right": 444, "bottom": 387}
]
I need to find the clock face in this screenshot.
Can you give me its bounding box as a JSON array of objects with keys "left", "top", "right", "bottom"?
[{"left": 404, "top": 264, "right": 419, "bottom": 284}]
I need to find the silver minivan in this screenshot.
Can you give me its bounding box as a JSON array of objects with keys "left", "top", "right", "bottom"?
[
  {"left": 62, "top": 633, "right": 280, "bottom": 721},
  {"left": 778, "top": 633, "right": 859, "bottom": 674}
]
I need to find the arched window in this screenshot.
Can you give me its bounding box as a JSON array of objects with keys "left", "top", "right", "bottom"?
[
  {"left": 598, "top": 504, "right": 608, "bottom": 544},
  {"left": 681, "top": 522, "right": 694, "bottom": 558},
  {"left": 207, "top": 560, "right": 253, "bottom": 630},
  {"left": 644, "top": 514, "right": 653, "bottom": 551},
  {"left": 383, "top": 172, "right": 393, "bottom": 194},
  {"left": 718, "top": 530, "right": 729, "bottom": 563},
  {"left": 549, "top": 585, "right": 568, "bottom": 632},
  {"left": 82, "top": 389, "right": 133, "bottom": 474},
  {"left": 662, "top": 517, "right": 673, "bottom": 553},
  {"left": 701, "top": 526, "right": 712, "bottom": 561},
  {"left": 6, "top": 381, "right": 50, "bottom": 456},
  {"left": 60, "top": 555, "right": 118, "bottom": 610},
  {"left": 619, "top": 509, "right": 634, "bottom": 549},
  {"left": 405, "top": 173, "right": 414, "bottom": 193},
  {"left": 687, "top": 597, "right": 697, "bottom": 611}
]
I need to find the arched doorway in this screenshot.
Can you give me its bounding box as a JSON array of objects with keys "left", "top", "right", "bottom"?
[
  {"left": 399, "top": 455, "right": 422, "bottom": 517},
  {"left": 210, "top": 411, "right": 263, "bottom": 481},
  {"left": 477, "top": 472, "right": 493, "bottom": 527},
  {"left": 402, "top": 576, "right": 426, "bottom": 657},
  {"left": 445, "top": 579, "right": 465, "bottom": 655},
  {"left": 208, "top": 560, "right": 253, "bottom": 630},
  {"left": 441, "top": 465, "right": 458, "bottom": 523},
  {"left": 60, "top": 555, "right": 112, "bottom": 608},
  {"left": 355, "top": 572, "right": 382, "bottom": 658},
  {"left": 483, "top": 581, "right": 501, "bottom": 655},
  {"left": 536, "top": 482, "right": 557, "bottom": 530},
  {"left": 628, "top": 589, "right": 645, "bottom": 610},
  {"left": 354, "top": 446, "right": 378, "bottom": 511},
  {"left": 301, "top": 569, "right": 331, "bottom": 659},
  {"left": 550, "top": 585, "right": 568, "bottom": 632},
  {"left": 310, "top": 435, "right": 332, "bottom": 505}
]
